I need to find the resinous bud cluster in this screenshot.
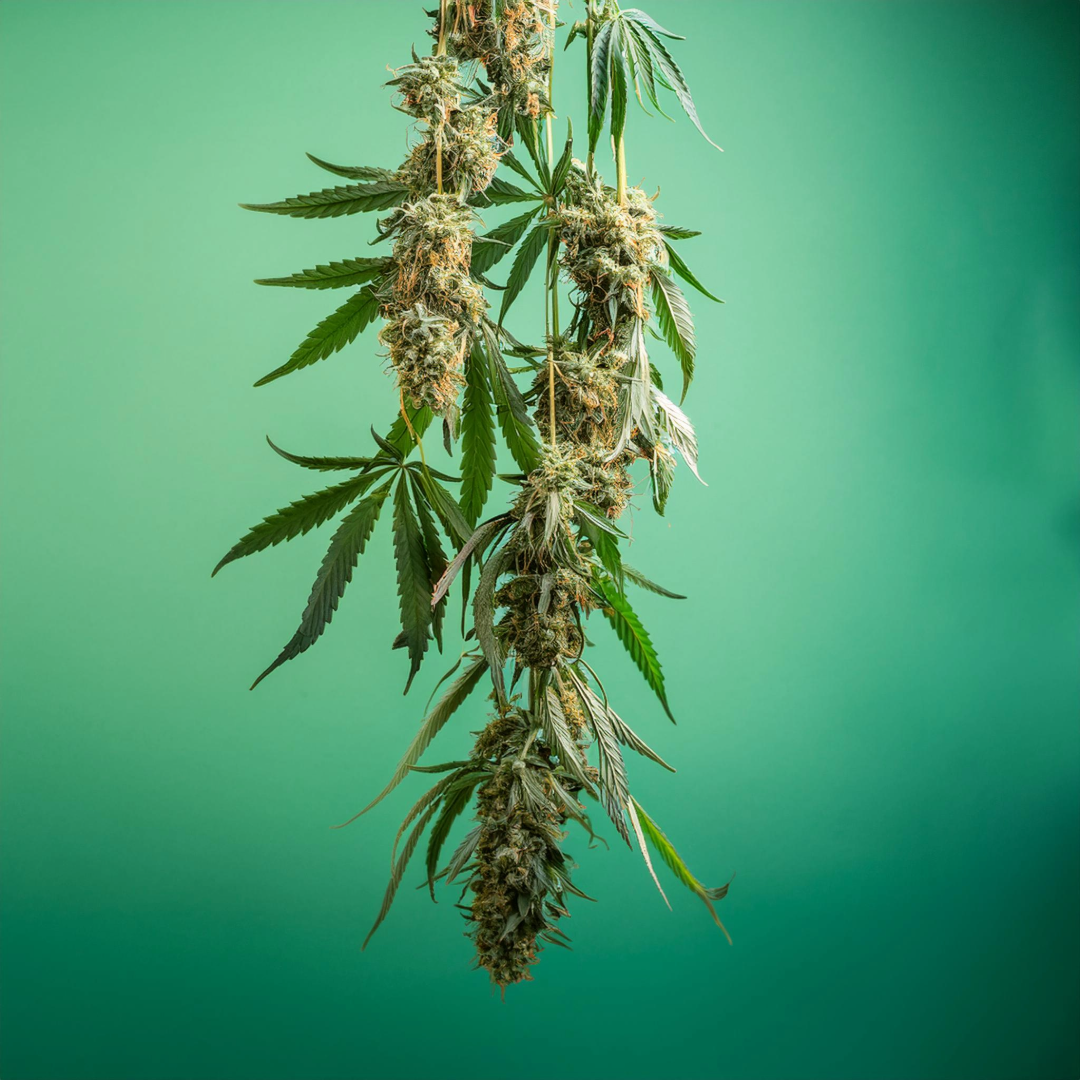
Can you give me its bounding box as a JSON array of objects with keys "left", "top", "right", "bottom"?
[
  {"left": 379, "top": 196, "right": 486, "bottom": 414},
  {"left": 558, "top": 165, "right": 665, "bottom": 330},
  {"left": 380, "top": 53, "right": 502, "bottom": 416},
  {"left": 466, "top": 709, "right": 576, "bottom": 987},
  {"left": 445, "top": 1, "right": 554, "bottom": 121}
]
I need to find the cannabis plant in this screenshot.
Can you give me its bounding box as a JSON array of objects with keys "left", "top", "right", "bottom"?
[{"left": 216, "top": 0, "right": 730, "bottom": 988}]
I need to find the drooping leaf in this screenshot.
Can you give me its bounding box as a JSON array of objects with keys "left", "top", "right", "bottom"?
[
  {"left": 338, "top": 656, "right": 490, "bottom": 823},
  {"left": 662, "top": 240, "right": 721, "bottom": 303},
  {"left": 498, "top": 223, "right": 549, "bottom": 324},
  {"left": 471, "top": 207, "right": 541, "bottom": 276},
  {"left": 473, "top": 545, "right": 509, "bottom": 702},
  {"left": 241, "top": 180, "right": 407, "bottom": 219},
  {"left": 620, "top": 8, "right": 685, "bottom": 41},
  {"left": 391, "top": 476, "right": 433, "bottom": 693},
  {"left": 459, "top": 349, "right": 498, "bottom": 526},
  {"left": 622, "top": 563, "right": 686, "bottom": 600},
  {"left": 255, "top": 256, "right": 391, "bottom": 290},
  {"left": 409, "top": 475, "right": 449, "bottom": 650},
  {"left": 590, "top": 705, "right": 632, "bottom": 847},
  {"left": 623, "top": 19, "right": 721, "bottom": 150},
  {"left": 305, "top": 153, "right": 395, "bottom": 181},
  {"left": 650, "top": 445, "right": 676, "bottom": 515},
  {"left": 265, "top": 436, "right": 374, "bottom": 473},
  {"left": 589, "top": 19, "right": 615, "bottom": 154},
  {"left": 610, "top": 26, "right": 631, "bottom": 145},
  {"left": 651, "top": 272, "right": 696, "bottom": 401},
  {"left": 627, "top": 796, "right": 671, "bottom": 909},
  {"left": 425, "top": 776, "right": 479, "bottom": 899},
  {"left": 597, "top": 575, "right": 674, "bottom": 721},
  {"left": 549, "top": 120, "right": 576, "bottom": 197},
  {"left": 483, "top": 325, "right": 541, "bottom": 472},
  {"left": 363, "top": 798, "right": 441, "bottom": 949},
  {"left": 254, "top": 286, "right": 380, "bottom": 387},
  {"left": 432, "top": 514, "right": 513, "bottom": 607},
  {"left": 652, "top": 386, "right": 704, "bottom": 483},
  {"left": 630, "top": 798, "right": 733, "bottom": 943},
  {"left": 249, "top": 481, "right": 391, "bottom": 688},
  {"left": 212, "top": 470, "right": 388, "bottom": 576}
]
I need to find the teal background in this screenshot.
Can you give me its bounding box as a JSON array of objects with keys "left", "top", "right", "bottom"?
[{"left": 1, "top": 2, "right": 1078, "bottom": 1078}]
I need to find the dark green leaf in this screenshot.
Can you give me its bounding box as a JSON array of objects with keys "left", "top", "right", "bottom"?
[
  {"left": 410, "top": 476, "right": 449, "bottom": 651},
  {"left": 255, "top": 256, "right": 391, "bottom": 290},
  {"left": 363, "top": 798, "right": 441, "bottom": 949},
  {"left": 658, "top": 225, "right": 702, "bottom": 240},
  {"left": 471, "top": 207, "right": 541, "bottom": 276},
  {"left": 589, "top": 19, "right": 615, "bottom": 153},
  {"left": 265, "top": 436, "right": 373, "bottom": 473},
  {"left": 598, "top": 576, "right": 674, "bottom": 721},
  {"left": 249, "top": 482, "right": 391, "bottom": 688},
  {"left": 241, "top": 181, "right": 407, "bottom": 219},
  {"left": 459, "top": 349, "right": 497, "bottom": 526},
  {"left": 305, "top": 153, "right": 395, "bottom": 181},
  {"left": 432, "top": 514, "right": 513, "bottom": 607},
  {"left": 663, "top": 240, "right": 721, "bottom": 302},
  {"left": 473, "top": 545, "right": 508, "bottom": 702},
  {"left": 392, "top": 476, "right": 433, "bottom": 693},
  {"left": 622, "top": 563, "right": 686, "bottom": 600},
  {"left": 483, "top": 326, "right": 541, "bottom": 473},
  {"left": 212, "top": 470, "right": 387, "bottom": 576},
  {"left": 254, "top": 286, "right": 380, "bottom": 386},
  {"left": 425, "top": 778, "right": 478, "bottom": 899},
  {"left": 483, "top": 177, "right": 541, "bottom": 205},
  {"left": 610, "top": 27, "right": 631, "bottom": 144},
  {"left": 498, "top": 223, "right": 549, "bottom": 324}
]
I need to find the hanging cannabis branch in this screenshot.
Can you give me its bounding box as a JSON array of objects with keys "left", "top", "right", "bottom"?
[{"left": 216, "top": 0, "right": 730, "bottom": 989}]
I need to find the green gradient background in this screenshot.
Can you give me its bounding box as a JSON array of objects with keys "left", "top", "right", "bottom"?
[{"left": 2, "top": 2, "right": 1078, "bottom": 1078}]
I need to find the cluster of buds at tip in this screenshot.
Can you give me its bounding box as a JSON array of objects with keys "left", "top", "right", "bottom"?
[{"left": 443, "top": 1, "right": 554, "bottom": 123}]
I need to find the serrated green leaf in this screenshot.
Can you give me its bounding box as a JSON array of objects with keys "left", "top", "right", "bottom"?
[
  {"left": 630, "top": 798, "right": 733, "bottom": 943},
  {"left": 473, "top": 545, "right": 508, "bottom": 702},
  {"left": 264, "top": 436, "right": 373, "bottom": 473},
  {"left": 610, "top": 27, "right": 631, "bottom": 144},
  {"left": 651, "top": 272, "right": 696, "bottom": 401},
  {"left": 483, "top": 325, "right": 541, "bottom": 473},
  {"left": 410, "top": 475, "right": 449, "bottom": 651},
  {"left": 598, "top": 575, "right": 674, "bottom": 721},
  {"left": 621, "top": 8, "right": 685, "bottom": 41},
  {"left": 249, "top": 482, "right": 391, "bottom": 689},
  {"left": 363, "top": 798, "right": 441, "bottom": 949},
  {"left": 241, "top": 180, "right": 407, "bottom": 219},
  {"left": 212, "top": 470, "right": 388, "bottom": 576},
  {"left": 471, "top": 207, "right": 541, "bottom": 276},
  {"left": 392, "top": 476, "right": 433, "bottom": 693},
  {"left": 305, "top": 153, "right": 395, "bottom": 181},
  {"left": 254, "top": 287, "right": 380, "bottom": 387},
  {"left": 425, "top": 778, "right": 478, "bottom": 899},
  {"left": 589, "top": 19, "right": 615, "bottom": 153},
  {"left": 663, "top": 240, "right": 721, "bottom": 302},
  {"left": 498, "top": 222, "right": 549, "bottom": 324},
  {"left": 658, "top": 225, "right": 702, "bottom": 240},
  {"left": 483, "top": 176, "right": 542, "bottom": 205},
  {"left": 626, "top": 21, "right": 721, "bottom": 150},
  {"left": 459, "top": 349, "right": 497, "bottom": 526},
  {"left": 622, "top": 563, "right": 686, "bottom": 600},
  {"left": 255, "top": 257, "right": 391, "bottom": 290}
]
